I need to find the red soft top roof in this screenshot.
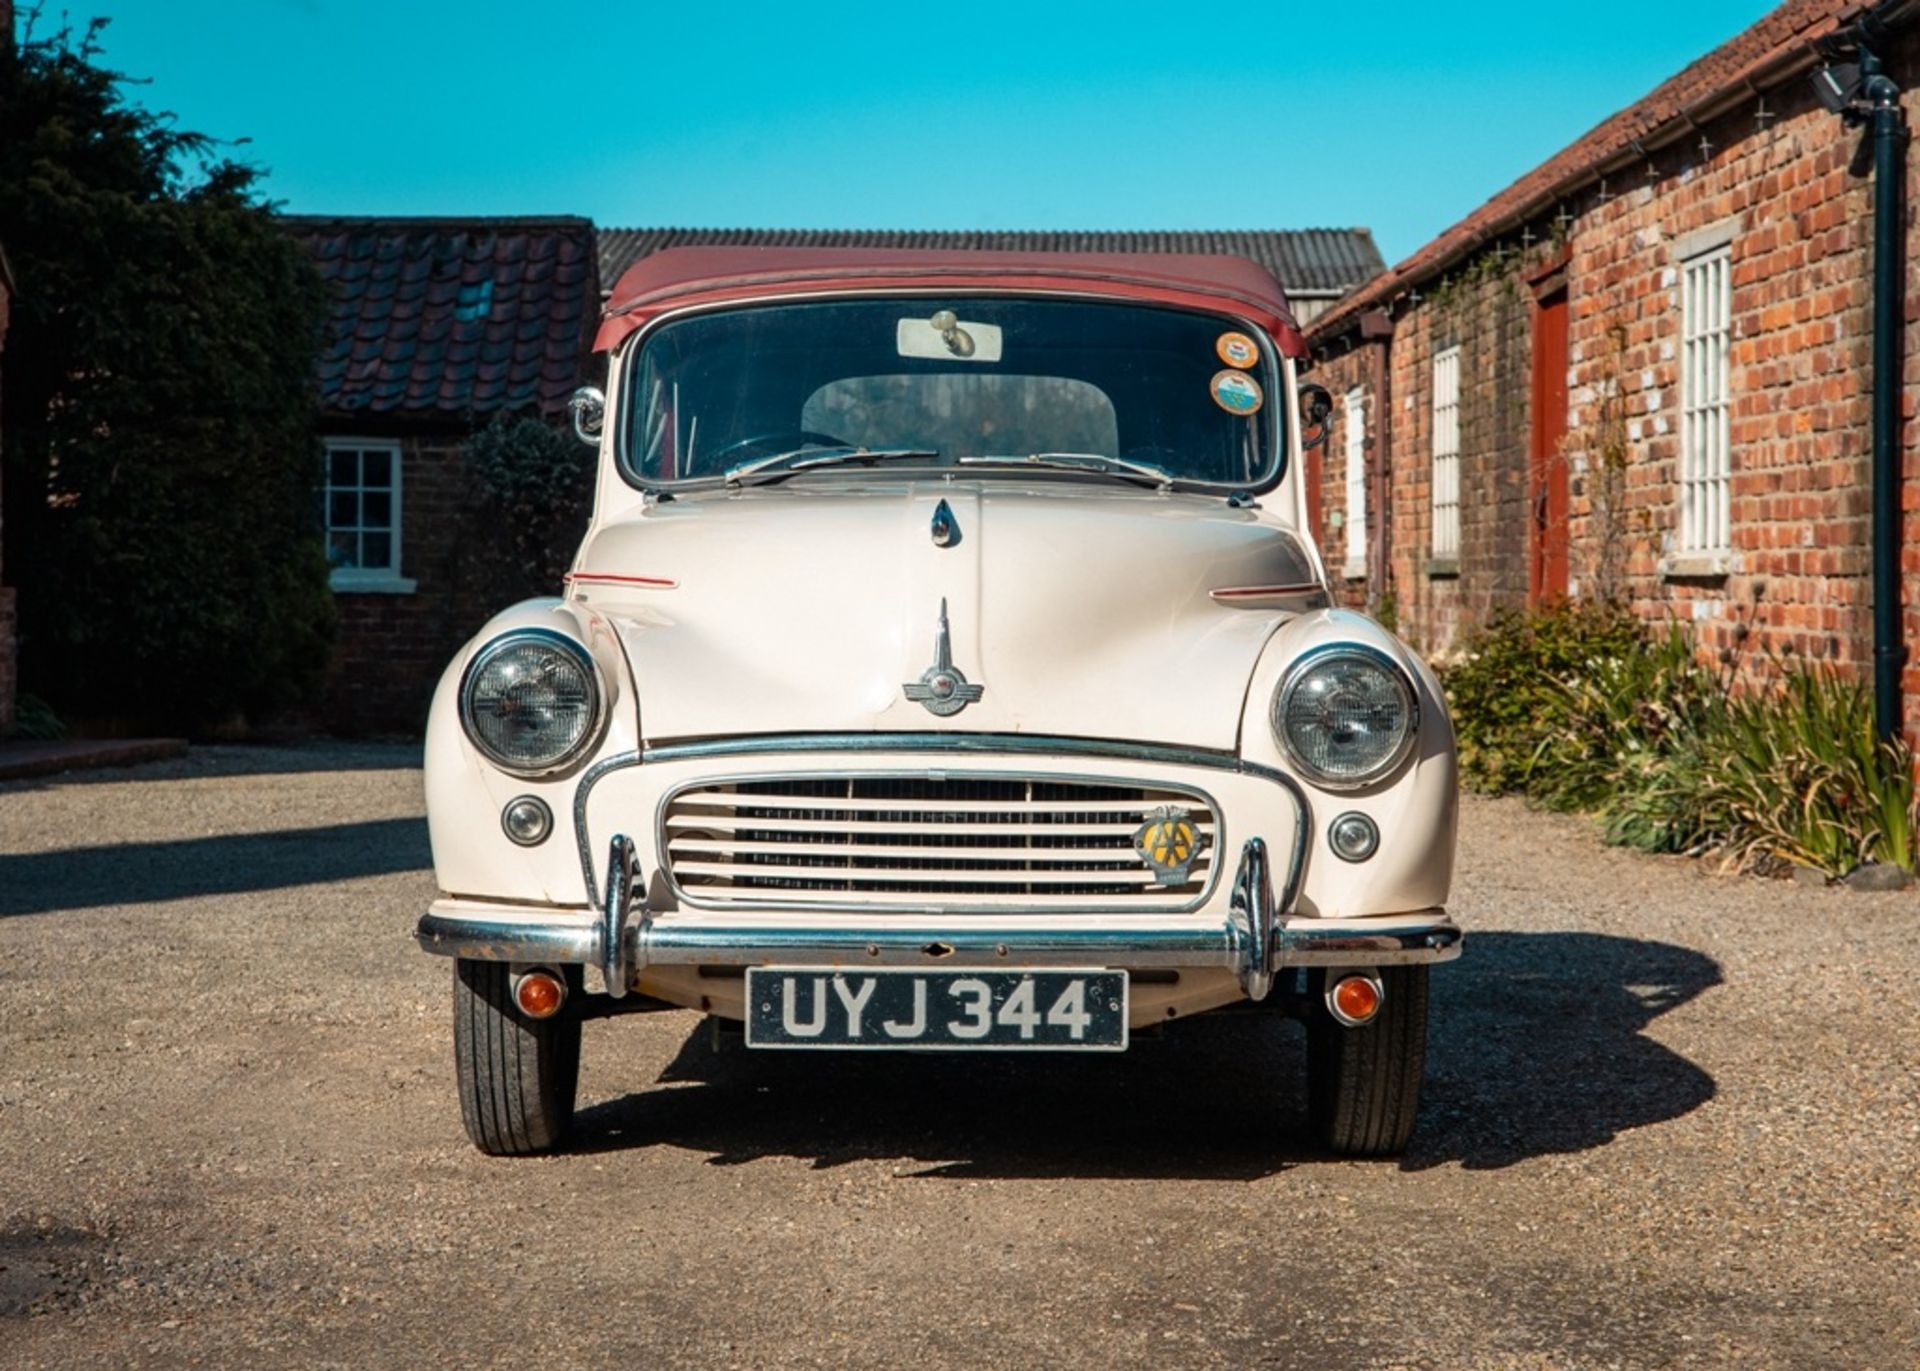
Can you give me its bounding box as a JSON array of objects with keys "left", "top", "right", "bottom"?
[{"left": 595, "top": 246, "right": 1306, "bottom": 357}]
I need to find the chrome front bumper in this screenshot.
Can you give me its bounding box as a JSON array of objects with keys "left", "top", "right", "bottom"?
[{"left": 416, "top": 834, "right": 1463, "bottom": 1002}]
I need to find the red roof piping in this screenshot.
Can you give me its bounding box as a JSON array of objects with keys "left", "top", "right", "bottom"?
[{"left": 595, "top": 247, "right": 1307, "bottom": 358}]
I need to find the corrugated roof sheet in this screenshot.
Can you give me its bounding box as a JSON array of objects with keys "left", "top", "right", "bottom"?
[
  {"left": 1310, "top": 0, "right": 1867, "bottom": 341},
  {"left": 283, "top": 216, "right": 600, "bottom": 418},
  {"left": 597, "top": 227, "right": 1384, "bottom": 299}
]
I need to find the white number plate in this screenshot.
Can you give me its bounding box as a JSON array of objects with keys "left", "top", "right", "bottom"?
[{"left": 744, "top": 968, "right": 1128, "bottom": 1052}]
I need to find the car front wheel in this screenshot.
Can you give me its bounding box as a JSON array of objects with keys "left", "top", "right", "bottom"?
[
  {"left": 1306, "top": 965, "right": 1429, "bottom": 1157},
  {"left": 452, "top": 959, "right": 581, "bottom": 1155}
]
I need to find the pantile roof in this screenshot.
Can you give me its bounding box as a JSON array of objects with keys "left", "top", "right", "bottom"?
[
  {"left": 597, "top": 227, "right": 1384, "bottom": 300},
  {"left": 284, "top": 216, "right": 599, "bottom": 418}
]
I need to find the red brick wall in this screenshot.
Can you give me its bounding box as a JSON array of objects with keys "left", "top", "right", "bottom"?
[
  {"left": 324, "top": 430, "right": 501, "bottom": 734},
  {"left": 1559, "top": 66, "right": 1878, "bottom": 682},
  {"left": 1308, "top": 21, "right": 1920, "bottom": 742},
  {"left": 1305, "top": 337, "right": 1386, "bottom": 613}
]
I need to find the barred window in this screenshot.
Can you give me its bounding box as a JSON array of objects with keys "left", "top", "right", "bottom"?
[
  {"left": 1431, "top": 347, "right": 1461, "bottom": 560},
  {"left": 1680, "top": 244, "right": 1732, "bottom": 553},
  {"left": 1343, "top": 386, "right": 1367, "bottom": 578}
]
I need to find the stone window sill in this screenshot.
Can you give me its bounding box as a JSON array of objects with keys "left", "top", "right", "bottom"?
[
  {"left": 1427, "top": 559, "right": 1460, "bottom": 581},
  {"left": 1658, "top": 553, "right": 1732, "bottom": 582},
  {"left": 1342, "top": 561, "right": 1368, "bottom": 582},
  {"left": 331, "top": 573, "right": 418, "bottom": 596}
]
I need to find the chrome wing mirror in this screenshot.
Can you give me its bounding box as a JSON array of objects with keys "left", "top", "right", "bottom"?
[{"left": 569, "top": 385, "right": 606, "bottom": 447}]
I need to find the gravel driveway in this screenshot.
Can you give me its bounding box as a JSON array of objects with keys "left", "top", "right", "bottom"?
[{"left": 1, "top": 743, "right": 1915, "bottom": 1368}]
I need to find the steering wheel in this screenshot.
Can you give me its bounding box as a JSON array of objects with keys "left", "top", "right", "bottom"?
[{"left": 707, "top": 429, "right": 850, "bottom": 465}]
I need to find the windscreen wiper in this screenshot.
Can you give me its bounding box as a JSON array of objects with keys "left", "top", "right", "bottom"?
[
  {"left": 957, "top": 452, "right": 1175, "bottom": 487},
  {"left": 725, "top": 447, "right": 943, "bottom": 486}
]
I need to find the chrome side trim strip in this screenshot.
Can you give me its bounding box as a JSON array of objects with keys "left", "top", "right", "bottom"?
[
  {"left": 573, "top": 733, "right": 1314, "bottom": 908},
  {"left": 574, "top": 750, "right": 645, "bottom": 902},
  {"left": 645, "top": 732, "right": 1259, "bottom": 772}
]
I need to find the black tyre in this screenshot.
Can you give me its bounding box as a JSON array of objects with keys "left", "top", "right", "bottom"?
[
  {"left": 1306, "top": 965, "right": 1428, "bottom": 1157},
  {"left": 452, "top": 959, "right": 581, "bottom": 1156}
]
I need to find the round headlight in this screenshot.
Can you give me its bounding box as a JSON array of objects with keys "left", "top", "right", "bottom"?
[
  {"left": 1272, "top": 646, "right": 1418, "bottom": 790},
  {"left": 459, "top": 630, "right": 605, "bottom": 777}
]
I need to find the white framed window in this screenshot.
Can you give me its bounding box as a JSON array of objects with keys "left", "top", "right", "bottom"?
[
  {"left": 1343, "top": 386, "right": 1367, "bottom": 578},
  {"left": 1431, "top": 346, "right": 1461, "bottom": 561},
  {"left": 1680, "top": 244, "right": 1732, "bottom": 553},
  {"left": 324, "top": 438, "right": 413, "bottom": 593}
]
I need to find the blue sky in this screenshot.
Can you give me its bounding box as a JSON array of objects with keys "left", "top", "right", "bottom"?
[{"left": 71, "top": 0, "right": 1780, "bottom": 265}]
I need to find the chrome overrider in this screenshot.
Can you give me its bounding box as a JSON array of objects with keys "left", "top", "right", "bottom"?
[{"left": 417, "top": 834, "right": 1463, "bottom": 1001}]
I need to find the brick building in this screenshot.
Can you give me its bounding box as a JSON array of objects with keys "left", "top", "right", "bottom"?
[
  {"left": 1305, "top": 0, "right": 1920, "bottom": 740},
  {"left": 283, "top": 216, "right": 601, "bottom": 732}
]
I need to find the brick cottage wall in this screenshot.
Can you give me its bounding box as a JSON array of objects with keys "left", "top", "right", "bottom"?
[
  {"left": 1306, "top": 10, "right": 1920, "bottom": 743},
  {"left": 1304, "top": 335, "right": 1382, "bottom": 612},
  {"left": 325, "top": 430, "right": 506, "bottom": 734},
  {"left": 1558, "top": 55, "right": 1881, "bottom": 684}
]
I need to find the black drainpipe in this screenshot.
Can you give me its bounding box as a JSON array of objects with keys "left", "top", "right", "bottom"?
[
  {"left": 1817, "top": 16, "right": 1909, "bottom": 744},
  {"left": 1865, "top": 45, "right": 1908, "bottom": 746}
]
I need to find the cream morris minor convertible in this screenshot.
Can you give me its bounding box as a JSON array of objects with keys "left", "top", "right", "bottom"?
[{"left": 416, "top": 247, "right": 1460, "bottom": 1158}]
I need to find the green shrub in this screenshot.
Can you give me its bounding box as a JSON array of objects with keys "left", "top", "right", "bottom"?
[
  {"left": 455, "top": 414, "right": 594, "bottom": 606},
  {"left": 8, "top": 693, "right": 68, "bottom": 742},
  {"left": 1443, "top": 601, "right": 1646, "bottom": 796},
  {"left": 0, "top": 19, "right": 334, "bottom": 732},
  {"left": 1444, "top": 605, "right": 1917, "bottom": 878}
]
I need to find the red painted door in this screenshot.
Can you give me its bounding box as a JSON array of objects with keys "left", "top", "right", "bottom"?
[{"left": 1530, "top": 288, "right": 1570, "bottom": 602}]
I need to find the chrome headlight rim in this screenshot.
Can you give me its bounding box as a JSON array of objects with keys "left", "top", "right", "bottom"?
[
  {"left": 1272, "top": 642, "right": 1420, "bottom": 792},
  {"left": 457, "top": 627, "right": 608, "bottom": 780}
]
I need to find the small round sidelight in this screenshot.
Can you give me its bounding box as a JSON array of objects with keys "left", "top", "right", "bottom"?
[
  {"left": 501, "top": 796, "right": 554, "bottom": 847},
  {"left": 1328, "top": 811, "right": 1380, "bottom": 863},
  {"left": 1327, "top": 973, "right": 1384, "bottom": 1027},
  {"left": 513, "top": 969, "right": 567, "bottom": 1020}
]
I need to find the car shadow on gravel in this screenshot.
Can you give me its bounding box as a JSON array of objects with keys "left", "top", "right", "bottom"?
[
  {"left": 0, "top": 817, "right": 431, "bottom": 916},
  {"left": 572, "top": 1009, "right": 1316, "bottom": 1179},
  {"left": 0, "top": 741, "right": 423, "bottom": 791},
  {"left": 568, "top": 932, "right": 1721, "bottom": 1178},
  {"left": 1404, "top": 931, "right": 1721, "bottom": 1171}
]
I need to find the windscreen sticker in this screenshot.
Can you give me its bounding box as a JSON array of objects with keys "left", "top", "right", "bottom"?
[
  {"left": 1215, "top": 331, "right": 1260, "bottom": 369},
  {"left": 1210, "top": 369, "right": 1264, "bottom": 416}
]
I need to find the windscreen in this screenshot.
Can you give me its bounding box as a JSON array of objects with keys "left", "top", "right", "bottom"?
[{"left": 621, "top": 297, "right": 1282, "bottom": 488}]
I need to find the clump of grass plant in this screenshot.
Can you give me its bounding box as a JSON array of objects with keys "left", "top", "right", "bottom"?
[{"left": 1443, "top": 606, "right": 1917, "bottom": 880}]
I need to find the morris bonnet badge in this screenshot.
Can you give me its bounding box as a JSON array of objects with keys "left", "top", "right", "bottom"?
[
  {"left": 1132, "top": 806, "right": 1208, "bottom": 885},
  {"left": 902, "top": 598, "right": 984, "bottom": 717}
]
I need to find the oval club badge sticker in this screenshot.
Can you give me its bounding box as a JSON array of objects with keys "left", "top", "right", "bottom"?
[
  {"left": 1210, "top": 369, "right": 1264, "bottom": 416},
  {"left": 1215, "top": 331, "right": 1260, "bottom": 369}
]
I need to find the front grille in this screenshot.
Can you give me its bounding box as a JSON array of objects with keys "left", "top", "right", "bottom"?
[{"left": 661, "top": 774, "right": 1219, "bottom": 910}]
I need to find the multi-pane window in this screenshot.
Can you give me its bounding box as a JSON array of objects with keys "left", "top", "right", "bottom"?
[
  {"left": 1431, "top": 347, "right": 1461, "bottom": 561},
  {"left": 324, "top": 439, "right": 403, "bottom": 583},
  {"left": 1343, "top": 386, "right": 1367, "bottom": 577},
  {"left": 1680, "top": 244, "right": 1732, "bottom": 553}
]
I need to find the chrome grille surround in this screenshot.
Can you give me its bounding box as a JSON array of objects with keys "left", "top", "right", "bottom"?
[{"left": 658, "top": 770, "right": 1223, "bottom": 912}]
